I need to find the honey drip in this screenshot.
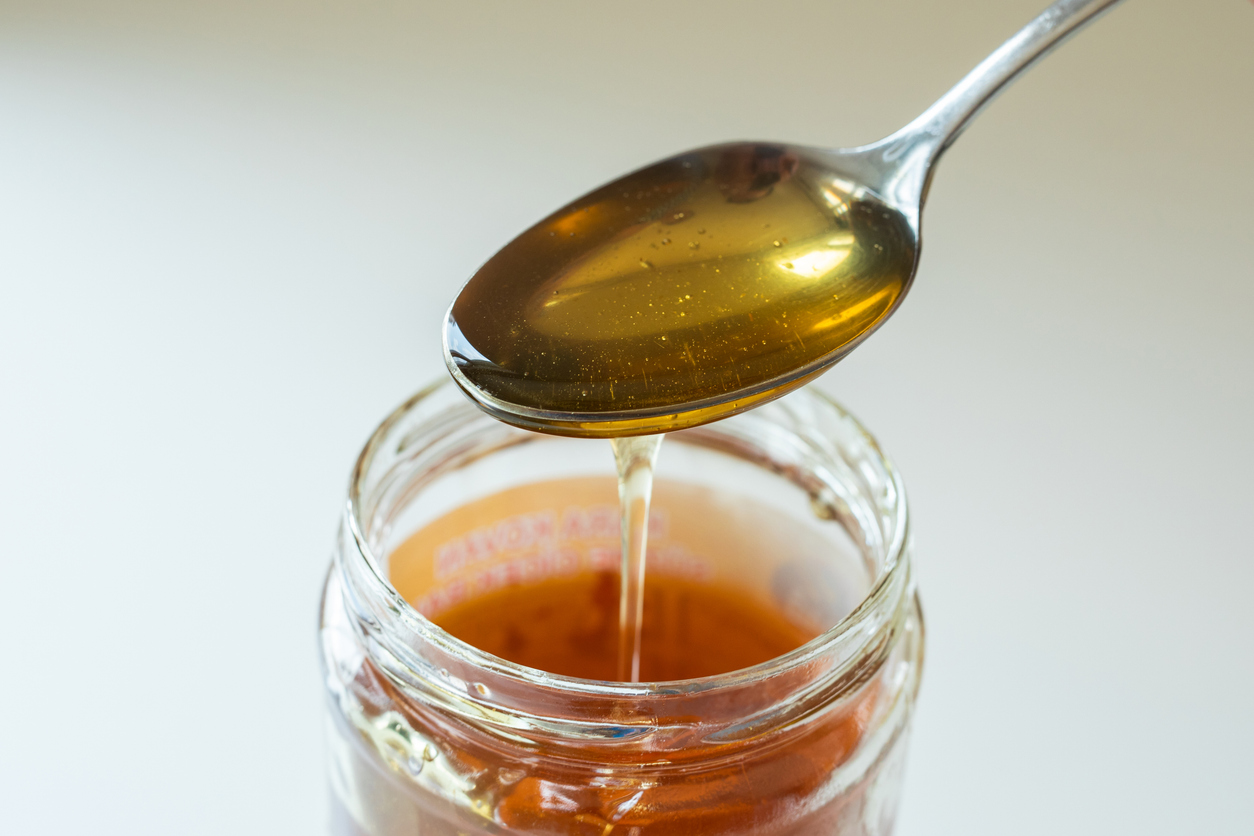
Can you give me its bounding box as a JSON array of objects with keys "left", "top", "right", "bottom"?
[{"left": 609, "top": 434, "right": 663, "bottom": 681}]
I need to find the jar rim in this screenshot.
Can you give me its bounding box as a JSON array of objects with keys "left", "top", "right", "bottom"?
[{"left": 339, "top": 378, "right": 912, "bottom": 704}]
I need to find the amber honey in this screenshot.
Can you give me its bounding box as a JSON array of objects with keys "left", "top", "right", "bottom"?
[
  {"left": 435, "top": 570, "right": 816, "bottom": 681},
  {"left": 325, "top": 385, "right": 922, "bottom": 835},
  {"left": 446, "top": 142, "right": 916, "bottom": 436},
  {"left": 346, "top": 645, "right": 878, "bottom": 835},
  {"left": 385, "top": 474, "right": 865, "bottom": 683},
  {"left": 357, "top": 473, "right": 884, "bottom": 832},
  {"left": 352, "top": 569, "right": 876, "bottom": 834}
]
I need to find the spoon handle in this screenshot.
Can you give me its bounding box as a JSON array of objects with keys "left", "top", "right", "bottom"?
[{"left": 856, "top": 0, "right": 1124, "bottom": 208}]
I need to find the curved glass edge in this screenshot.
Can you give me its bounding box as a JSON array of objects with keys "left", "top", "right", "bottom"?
[{"left": 332, "top": 380, "right": 916, "bottom": 734}]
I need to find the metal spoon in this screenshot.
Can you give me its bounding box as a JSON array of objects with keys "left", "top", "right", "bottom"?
[{"left": 444, "top": 0, "right": 1124, "bottom": 438}]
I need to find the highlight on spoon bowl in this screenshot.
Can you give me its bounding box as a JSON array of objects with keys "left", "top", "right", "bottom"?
[{"left": 444, "top": 142, "right": 919, "bottom": 438}]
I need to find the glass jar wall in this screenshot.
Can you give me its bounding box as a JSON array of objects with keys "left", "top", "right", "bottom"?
[{"left": 320, "top": 380, "right": 923, "bottom": 835}]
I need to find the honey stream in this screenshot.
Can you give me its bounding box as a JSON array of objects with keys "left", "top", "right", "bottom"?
[{"left": 609, "top": 434, "right": 663, "bottom": 682}]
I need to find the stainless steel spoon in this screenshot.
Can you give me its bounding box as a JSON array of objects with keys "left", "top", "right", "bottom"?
[{"left": 444, "top": 0, "right": 1124, "bottom": 438}]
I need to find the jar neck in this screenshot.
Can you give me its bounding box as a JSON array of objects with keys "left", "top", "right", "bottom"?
[{"left": 333, "top": 382, "right": 913, "bottom": 757}]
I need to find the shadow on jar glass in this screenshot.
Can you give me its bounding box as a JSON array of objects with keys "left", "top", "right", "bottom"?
[{"left": 320, "top": 380, "right": 923, "bottom": 835}]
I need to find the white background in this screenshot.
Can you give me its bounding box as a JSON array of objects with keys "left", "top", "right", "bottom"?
[{"left": 2, "top": 1, "right": 1251, "bottom": 833}]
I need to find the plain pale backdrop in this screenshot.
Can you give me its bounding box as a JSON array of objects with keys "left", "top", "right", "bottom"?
[{"left": 2, "top": 1, "right": 1251, "bottom": 834}]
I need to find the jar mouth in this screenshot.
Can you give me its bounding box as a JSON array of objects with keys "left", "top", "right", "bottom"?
[{"left": 339, "top": 378, "right": 911, "bottom": 706}]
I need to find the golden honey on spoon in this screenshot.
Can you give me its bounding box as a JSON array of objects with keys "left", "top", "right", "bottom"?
[{"left": 445, "top": 143, "right": 916, "bottom": 437}]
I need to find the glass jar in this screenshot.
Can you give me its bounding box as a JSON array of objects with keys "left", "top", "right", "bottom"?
[{"left": 320, "top": 380, "right": 923, "bottom": 835}]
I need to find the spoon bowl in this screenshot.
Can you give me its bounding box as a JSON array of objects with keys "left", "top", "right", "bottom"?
[
  {"left": 444, "top": 0, "right": 1122, "bottom": 437},
  {"left": 445, "top": 143, "right": 917, "bottom": 436}
]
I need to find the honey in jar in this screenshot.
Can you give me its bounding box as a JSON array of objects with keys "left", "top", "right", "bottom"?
[
  {"left": 321, "top": 384, "right": 923, "bottom": 835},
  {"left": 434, "top": 570, "right": 814, "bottom": 682}
]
